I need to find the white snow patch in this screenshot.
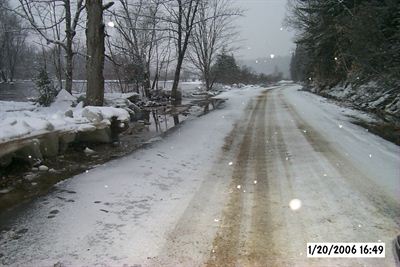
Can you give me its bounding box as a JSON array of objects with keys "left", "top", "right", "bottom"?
[
  {"left": 0, "top": 98, "right": 129, "bottom": 143},
  {"left": 284, "top": 85, "right": 400, "bottom": 200}
]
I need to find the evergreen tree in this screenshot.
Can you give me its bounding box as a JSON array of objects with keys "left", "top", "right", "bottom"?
[
  {"left": 287, "top": 0, "right": 400, "bottom": 88},
  {"left": 35, "top": 67, "right": 57, "bottom": 106},
  {"left": 211, "top": 51, "right": 241, "bottom": 84}
]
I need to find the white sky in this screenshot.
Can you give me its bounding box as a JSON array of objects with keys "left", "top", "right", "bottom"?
[{"left": 233, "top": 0, "right": 295, "bottom": 59}]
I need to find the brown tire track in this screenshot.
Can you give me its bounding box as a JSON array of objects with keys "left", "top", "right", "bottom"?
[
  {"left": 154, "top": 100, "right": 256, "bottom": 266},
  {"left": 245, "top": 91, "right": 273, "bottom": 265},
  {"left": 206, "top": 96, "right": 264, "bottom": 267}
]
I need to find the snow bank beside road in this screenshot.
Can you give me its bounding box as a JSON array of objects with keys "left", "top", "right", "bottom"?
[
  {"left": 308, "top": 82, "right": 400, "bottom": 123},
  {"left": 0, "top": 91, "right": 130, "bottom": 143}
]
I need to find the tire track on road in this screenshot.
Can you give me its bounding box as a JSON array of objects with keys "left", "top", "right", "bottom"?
[
  {"left": 154, "top": 100, "right": 256, "bottom": 266},
  {"left": 245, "top": 91, "right": 273, "bottom": 265},
  {"left": 206, "top": 96, "right": 262, "bottom": 267}
]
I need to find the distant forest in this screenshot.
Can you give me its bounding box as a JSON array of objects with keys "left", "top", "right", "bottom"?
[{"left": 287, "top": 0, "right": 400, "bottom": 89}]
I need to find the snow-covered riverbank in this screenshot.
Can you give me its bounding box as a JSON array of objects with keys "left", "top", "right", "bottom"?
[{"left": 0, "top": 90, "right": 131, "bottom": 144}]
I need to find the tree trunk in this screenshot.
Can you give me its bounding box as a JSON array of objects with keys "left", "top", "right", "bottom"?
[
  {"left": 171, "top": 55, "right": 184, "bottom": 125},
  {"left": 65, "top": 0, "right": 74, "bottom": 94},
  {"left": 65, "top": 49, "right": 73, "bottom": 93},
  {"left": 85, "top": 0, "right": 106, "bottom": 106},
  {"left": 205, "top": 71, "right": 211, "bottom": 91},
  {"left": 171, "top": 55, "right": 184, "bottom": 105},
  {"left": 1, "top": 71, "right": 7, "bottom": 83},
  {"left": 54, "top": 46, "right": 63, "bottom": 90},
  {"left": 151, "top": 72, "right": 158, "bottom": 90},
  {"left": 143, "top": 69, "right": 151, "bottom": 98}
]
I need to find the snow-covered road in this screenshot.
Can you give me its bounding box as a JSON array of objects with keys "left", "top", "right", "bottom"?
[{"left": 1, "top": 84, "right": 399, "bottom": 266}]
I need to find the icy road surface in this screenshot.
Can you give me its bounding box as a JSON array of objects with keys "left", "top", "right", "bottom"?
[{"left": 0, "top": 85, "right": 399, "bottom": 266}]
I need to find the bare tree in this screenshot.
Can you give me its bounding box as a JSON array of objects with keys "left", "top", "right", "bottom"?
[
  {"left": 0, "top": 0, "right": 27, "bottom": 82},
  {"left": 107, "top": 0, "right": 165, "bottom": 97},
  {"left": 151, "top": 31, "right": 174, "bottom": 90},
  {"left": 161, "top": 0, "right": 201, "bottom": 124},
  {"left": 168, "top": 0, "right": 200, "bottom": 102},
  {"left": 189, "top": 0, "right": 241, "bottom": 91},
  {"left": 16, "top": 0, "right": 85, "bottom": 93}
]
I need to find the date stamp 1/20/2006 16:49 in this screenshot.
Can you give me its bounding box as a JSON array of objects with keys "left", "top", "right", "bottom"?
[{"left": 307, "top": 243, "right": 385, "bottom": 258}]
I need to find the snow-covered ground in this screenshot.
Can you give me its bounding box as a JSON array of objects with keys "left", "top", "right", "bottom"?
[
  {"left": 0, "top": 90, "right": 130, "bottom": 144},
  {"left": 309, "top": 81, "right": 400, "bottom": 122},
  {"left": 0, "top": 84, "right": 399, "bottom": 266},
  {"left": 284, "top": 89, "right": 400, "bottom": 200},
  {"left": 0, "top": 85, "right": 265, "bottom": 266}
]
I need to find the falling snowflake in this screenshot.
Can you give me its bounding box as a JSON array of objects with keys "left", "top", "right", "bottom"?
[
  {"left": 338, "top": 124, "right": 343, "bottom": 128},
  {"left": 107, "top": 21, "right": 115, "bottom": 27},
  {"left": 228, "top": 161, "right": 233, "bottom": 166},
  {"left": 289, "top": 199, "right": 302, "bottom": 211},
  {"left": 253, "top": 180, "right": 258, "bottom": 184},
  {"left": 236, "top": 185, "right": 241, "bottom": 189},
  {"left": 270, "top": 54, "right": 275, "bottom": 59}
]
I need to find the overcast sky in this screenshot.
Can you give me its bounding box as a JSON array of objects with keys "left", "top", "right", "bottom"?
[{"left": 233, "top": 0, "right": 294, "bottom": 60}]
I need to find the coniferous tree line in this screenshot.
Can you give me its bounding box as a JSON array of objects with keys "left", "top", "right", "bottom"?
[
  {"left": 287, "top": 0, "right": 400, "bottom": 89},
  {"left": 210, "top": 51, "right": 283, "bottom": 86}
]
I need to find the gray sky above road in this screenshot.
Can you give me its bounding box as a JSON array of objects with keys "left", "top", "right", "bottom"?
[{"left": 233, "top": 0, "right": 295, "bottom": 60}]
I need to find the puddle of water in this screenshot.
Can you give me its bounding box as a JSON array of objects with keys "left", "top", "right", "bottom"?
[
  {"left": 0, "top": 92, "right": 210, "bottom": 213},
  {"left": 0, "top": 115, "right": 180, "bottom": 213}
]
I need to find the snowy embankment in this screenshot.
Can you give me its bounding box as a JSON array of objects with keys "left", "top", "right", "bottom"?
[
  {"left": 0, "top": 90, "right": 130, "bottom": 145},
  {"left": 308, "top": 81, "right": 400, "bottom": 123},
  {"left": 0, "top": 85, "right": 266, "bottom": 266}
]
